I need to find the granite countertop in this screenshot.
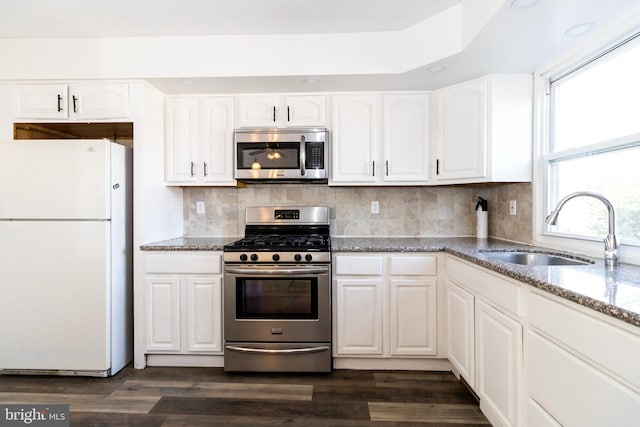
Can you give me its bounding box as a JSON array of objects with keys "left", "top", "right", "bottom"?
[
  {"left": 141, "top": 235, "right": 640, "bottom": 327},
  {"left": 140, "top": 236, "right": 239, "bottom": 251}
]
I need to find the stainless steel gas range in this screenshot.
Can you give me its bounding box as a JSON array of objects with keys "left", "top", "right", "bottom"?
[{"left": 223, "top": 206, "right": 331, "bottom": 372}]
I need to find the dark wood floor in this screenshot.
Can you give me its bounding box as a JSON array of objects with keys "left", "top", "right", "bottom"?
[{"left": 0, "top": 366, "right": 490, "bottom": 426}]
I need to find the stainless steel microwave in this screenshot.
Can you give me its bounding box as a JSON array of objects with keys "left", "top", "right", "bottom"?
[{"left": 234, "top": 128, "right": 328, "bottom": 183}]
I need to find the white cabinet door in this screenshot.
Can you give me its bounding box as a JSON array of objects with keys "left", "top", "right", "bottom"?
[
  {"left": 331, "top": 95, "right": 378, "bottom": 184},
  {"left": 335, "top": 278, "right": 384, "bottom": 355},
  {"left": 234, "top": 95, "right": 326, "bottom": 128},
  {"left": 284, "top": 95, "right": 326, "bottom": 127},
  {"left": 12, "top": 83, "right": 130, "bottom": 120},
  {"left": 165, "top": 96, "right": 235, "bottom": 186},
  {"left": 69, "top": 83, "right": 130, "bottom": 120},
  {"left": 199, "top": 97, "right": 235, "bottom": 185},
  {"left": 12, "top": 84, "right": 68, "bottom": 119},
  {"left": 433, "top": 74, "right": 532, "bottom": 184},
  {"left": 434, "top": 79, "right": 487, "bottom": 181},
  {"left": 146, "top": 276, "right": 181, "bottom": 351},
  {"left": 475, "top": 298, "right": 522, "bottom": 427},
  {"left": 383, "top": 94, "right": 430, "bottom": 183},
  {"left": 235, "top": 96, "right": 279, "bottom": 127},
  {"left": 446, "top": 279, "right": 475, "bottom": 387},
  {"left": 165, "top": 97, "right": 198, "bottom": 184},
  {"left": 389, "top": 278, "right": 436, "bottom": 356},
  {"left": 187, "top": 276, "right": 223, "bottom": 353}
]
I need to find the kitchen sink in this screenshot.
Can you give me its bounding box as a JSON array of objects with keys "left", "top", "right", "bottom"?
[{"left": 479, "top": 251, "right": 593, "bottom": 266}]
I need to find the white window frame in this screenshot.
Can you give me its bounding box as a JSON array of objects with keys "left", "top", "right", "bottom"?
[{"left": 533, "top": 30, "right": 640, "bottom": 265}]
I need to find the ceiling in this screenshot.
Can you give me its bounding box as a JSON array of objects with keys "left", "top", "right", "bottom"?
[
  {"left": 2, "top": 0, "right": 640, "bottom": 94},
  {"left": 0, "top": 0, "right": 460, "bottom": 37}
]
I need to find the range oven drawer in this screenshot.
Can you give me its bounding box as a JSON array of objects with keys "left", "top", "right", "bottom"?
[{"left": 224, "top": 342, "right": 331, "bottom": 372}]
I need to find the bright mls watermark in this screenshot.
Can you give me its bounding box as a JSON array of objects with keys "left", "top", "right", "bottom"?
[{"left": 0, "top": 405, "right": 69, "bottom": 427}]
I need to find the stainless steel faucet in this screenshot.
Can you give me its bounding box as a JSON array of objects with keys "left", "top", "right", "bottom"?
[{"left": 545, "top": 191, "right": 619, "bottom": 267}]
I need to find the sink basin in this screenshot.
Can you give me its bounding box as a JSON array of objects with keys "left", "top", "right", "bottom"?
[{"left": 480, "top": 251, "right": 593, "bottom": 266}]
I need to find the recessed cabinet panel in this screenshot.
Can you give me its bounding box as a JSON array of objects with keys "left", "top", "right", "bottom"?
[
  {"left": 389, "top": 279, "right": 437, "bottom": 356},
  {"left": 200, "top": 97, "right": 234, "bottom": 184},
  {"left": 383, "top": 94, "right": 430, "bottom": 182},
  {"left": 187, "top": 276, "right": 223, "bottom": 352},
  {"left": 475, "top": 298, "right": 522, "bottom": 427},
  {"left": 446, "top": 280, "right": 475, "bottom": 387},
  {"left": 165, "top": 97, "right": 198, "bottom": 184},
  {"left": 435, "top": 80, "right": 487, "bottom": 180},
  {"left": 335, "top": 279, "right": 384, "bottom": 355},
  {"left": 146, "top": 276, "right": 181, "bottom": 351},
  {"left": 331, "top": 95, "right": 378, "bottom": 183}
]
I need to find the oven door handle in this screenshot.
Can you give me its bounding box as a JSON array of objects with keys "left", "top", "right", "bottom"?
[
  {"left": 224, "top": 267, "right": 329, "bottom": 275},
  {"left": 225, "top": 345, "right": 330, "bottom": 355}
]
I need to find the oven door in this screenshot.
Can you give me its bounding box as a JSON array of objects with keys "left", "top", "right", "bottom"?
[{"left": 224, "top": 264, "right": 331, "bottom": 343}]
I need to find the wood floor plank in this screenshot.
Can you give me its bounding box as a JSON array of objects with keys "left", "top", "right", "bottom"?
[
  {"left": 313, "top": 384, "right": 477, "bottom": 404},
  {"left": 150, "top": 396, "right": 371, "bottom": 420},
  {"left": 114, "top": 379, "right": 313, "bottom": 401},
  {"left": 368, "top": 402, "right": 491, "bottom": 424},
  {"left": 0, "top": 392, "right": 160, "bottom": 414}
]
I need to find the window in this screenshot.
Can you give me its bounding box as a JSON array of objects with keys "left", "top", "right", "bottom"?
[{"left": 545, "top": 36, "right": 640, "bottom": 245}]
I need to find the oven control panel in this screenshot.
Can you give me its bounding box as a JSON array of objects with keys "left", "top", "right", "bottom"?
[
  {"left": 224, "top": 251, "right": 331, "bottom": 263},
  {"left": 274, "top": 209, "right": 299, "bottom": 220}
]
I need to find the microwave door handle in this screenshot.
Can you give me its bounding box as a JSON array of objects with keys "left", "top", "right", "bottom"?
[{"left": 299, "top": 135, "right": 306, "bottom": 176}]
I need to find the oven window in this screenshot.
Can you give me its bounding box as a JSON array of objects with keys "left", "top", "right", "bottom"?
[
  {"left": 237, "top": 142, "right": 300, "bottom": 169},
  {"left": 236, "top": 277, "right": 318, "bottom": 319}
]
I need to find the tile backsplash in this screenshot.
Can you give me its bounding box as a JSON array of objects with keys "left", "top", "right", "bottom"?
[{"left": 183, "top": 182, "right": 533, "bottom": 243}]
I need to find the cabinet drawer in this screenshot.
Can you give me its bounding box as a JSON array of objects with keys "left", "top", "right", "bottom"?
[
  {"left": 528, "top": 331, "right": 640, "bottom": 426},
  {"left": 146, "top": 253, "right": 222, "bottom": 274},
  {"left": 447, "top": 256, "right": 523, "bottom": 317},
  {"left": 529, "top": 291, "right": 640, "bottom": 392},
  {"left": 335, "top": 255, "right": 383, "bottom": 275},
  {"left": 389, "top": 255, "right": 436, "bottom": 276}
]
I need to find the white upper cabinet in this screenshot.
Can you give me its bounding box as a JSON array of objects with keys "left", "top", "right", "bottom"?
[
  {"left": 234, "top": 95, "right": 325, "bottom": 128},
  {"left": 432, "top": 74, "right": 532, "bottom": 184},
  {"left": 331, "top": 95, "right": 379, "bottom": 184},
  {"left": 12, "top": 83, "right": 130, "bottom": 120},
  {"left": 164, "top": 96, "right": 235, "bottom": 186},
  {"left": 383, "top": 93, "right": 430, "bottom": 183},
  {"left": 331, "top": 92, "right": 429, "bottom": 186}
]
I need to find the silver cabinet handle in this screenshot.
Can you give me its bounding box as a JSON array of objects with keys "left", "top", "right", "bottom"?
[
  {"left": 385, "top": 160, "right": 389, "bottom": 176},
  {"left": 190, "top": 161, "right": 195, "bottom": 177},
  {"left": 225, "top": 345, "right": 330, "bottom": 355},
  {"left": 203, "top": 162, "right": 208, "bottom": 177}
]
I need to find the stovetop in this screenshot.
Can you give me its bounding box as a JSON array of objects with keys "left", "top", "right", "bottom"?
[
  {"left": 224, "top": 234, "right": 330, "bottom": 251},
  {"left": 223, "top": 206, "right": 331, "bottom": 264}
]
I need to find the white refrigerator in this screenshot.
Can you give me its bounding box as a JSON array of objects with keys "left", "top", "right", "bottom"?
[{"left": 0, "top": 139, "right": 132, "bottom": 377}]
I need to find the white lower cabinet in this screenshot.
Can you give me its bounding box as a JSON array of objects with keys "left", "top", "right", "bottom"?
[
  {"left": 335, "top": 278, "right": 384, "bottom": 355},
  {"left": 526, "top": 291, "right": 640, "bottom": 427},
  {"left": 334, "top": 253, "right": 437, "bottom": 358},
  {"left": 145, "top": 252, "right": 223, "bottom": 355},
  {"left": 445, "top": 279, "right": 475, "bottom": 387},
  {"left": 475, "top": 299, "right": 522, "bottom": 427},
  {"left": 446, "top": 256, "right": 523, "bottom": 427}
]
